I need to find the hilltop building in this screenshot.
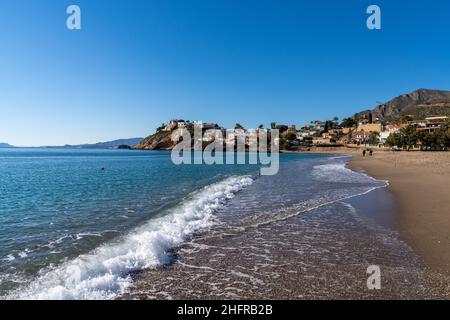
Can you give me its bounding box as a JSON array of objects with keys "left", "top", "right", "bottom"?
[{"left": 163, "top": 119, "right": 187, "bottom": 131}]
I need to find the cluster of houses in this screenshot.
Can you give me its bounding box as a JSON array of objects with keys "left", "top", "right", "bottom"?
[
  {"left": 293, "top": 122, "right": 342, "bottom": 146},
  {"left": 162, "top": 119, "right": 218, "bottom": 132},
  {"left": 352, "top": 116, "right": 449, "bottom": 146},
  {"left": 285, "top": 115, "right": 448, "bottom": 148},
  {"left": 160, "top": 116, "right": 449, "bottom": 148},
  {"left": 160, "top": 119, "right": 248, "bottom": 144}
]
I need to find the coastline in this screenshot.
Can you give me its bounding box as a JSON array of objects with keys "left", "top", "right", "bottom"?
[
  {"left": 121, "top": 152, "right": 448, "bottom": 299},
  {"left": 4, "top": 148, "right": 449, "bottom": 299},
  {"left": 297, "top": 148, "right": 450, "bottom": 275},
  {"left": 347, "top": 151, "right": 450, "bottom": 276},
  {"left": 297, "top": 148, "right": 450, "bottom": 296}
]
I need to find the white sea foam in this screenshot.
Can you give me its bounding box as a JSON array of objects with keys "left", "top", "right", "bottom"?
[
  {"left": 6, "top": 175, "right": 253, "bottom": 300},
  {"left": 4, "top": 255, "right": 15, "bottom": 262},
  {"left": 312, "top": 161, "right": 384, "bottom": 184}
]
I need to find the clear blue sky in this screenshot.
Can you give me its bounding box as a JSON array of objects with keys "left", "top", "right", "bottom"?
[{"left": 1, "top": 0, "right": 450, "bottom": 146}]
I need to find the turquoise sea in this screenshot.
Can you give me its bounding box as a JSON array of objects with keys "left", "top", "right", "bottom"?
[{"left": 0, "top": 148, "right": 429, "bottom": 299}]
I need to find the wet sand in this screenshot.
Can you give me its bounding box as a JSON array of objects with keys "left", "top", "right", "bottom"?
[
  {"left": 124, "top": 201, "right": 441, "bottom": 299},
  {"left": 348, "top": 151, "right": 450, "bottom": 277}
]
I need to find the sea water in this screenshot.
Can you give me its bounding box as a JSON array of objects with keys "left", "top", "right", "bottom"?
[{"left": 0, "top": 149, "right": 428, "bottom": 299}]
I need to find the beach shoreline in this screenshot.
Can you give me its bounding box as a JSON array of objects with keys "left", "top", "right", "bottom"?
[
  {"left": 297, "top": 148, "right": 450, "bottom": 276},
  {"left": 6, "top": 148, "right": 448, "bottom": 299},
  {"left": 120, "top": 151, "right": 450, "bottom": 299},
  {"left": 348, "top": 151, "right": 450, "bottom": 275}
]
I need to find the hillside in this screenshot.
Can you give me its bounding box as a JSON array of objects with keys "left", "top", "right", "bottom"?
[
  {"left": 46, "top": 138, "right": 144, "bottom": 149},
  {"left": 0, "top": 143, "right": 14, "bottom": 148},
  {"left": 355, "top": 89, "right": 450, "bottom": 122},
  {"left": 134, "top": 131, "right": 177, "bottom": 150},
  {"left": 134, "top": 124, "right": 277, "bottom": 151},
  {"left": 74, "top": 138, "right": 144, "bottom": 149}
]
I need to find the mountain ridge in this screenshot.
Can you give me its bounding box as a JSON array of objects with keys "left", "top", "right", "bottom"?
[
  {"left": 45, "top": 138, "right": 144, "bottom": 149},
  {"left": 354, "top": 88, "right": 450, "bottom": 122}
]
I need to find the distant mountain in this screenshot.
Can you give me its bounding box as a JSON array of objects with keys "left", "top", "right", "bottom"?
[
  {"left": 48, "top": 138, "right": 144, "bottom": 149},
  {"left": 0, "top": 142, "right": 14, "bottom": 148},
  {"left": 354, "top": 89, "right": 450, "bottom": 122}
]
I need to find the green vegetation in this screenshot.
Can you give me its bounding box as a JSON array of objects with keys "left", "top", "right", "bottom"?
[
  {"left": 323, "top": 120, "right": 339, "bottom": 133},
  {"left": 280, "top": 139, "right": 293, "bottom": 150},
  {"left": 340, "top": 117, "right": 357, "bottom": 128},
  {"left": 156, "top": 123, "right": 166, "bottom": 133},
  {"left": 284, "top": 132, "right": 297, "bottom": 141},
  {"left": 385, "top": 126, "right": 418, "bottom": 150},
  {"left": 418, "top": 129, "right": 450, "bottom": 150},
  {"left": 367, "top": 132, "right": 380, "bottom": 146},
  {"left": 399, "top": 115, "right": 414, "bottom": 124},
  {"left": 272, "top": 124, "right": 288, "bottom": 133},
  {"left": 386, "top": 126, "right": 450, "bottom": 150}
]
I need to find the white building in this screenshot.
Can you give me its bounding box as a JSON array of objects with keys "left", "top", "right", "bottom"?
[
  {"left": 163, "top": 119, "right": 186, "bottom": 131},
  {"left": 379, "top": 125, "right": 405, "bottom": 144}
]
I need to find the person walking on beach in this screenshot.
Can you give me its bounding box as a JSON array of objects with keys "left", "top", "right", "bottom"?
[
  {"left": 369, "top": 150, "right": 373, "bottom": 156},
  {"left": 362, "top": 149, "right": 366, "bottom": 157}
]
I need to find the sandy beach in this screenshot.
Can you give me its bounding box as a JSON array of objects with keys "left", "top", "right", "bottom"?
[
  {"left": 347, "top": 151, "right": 450, "bottom": 277},
  {"left": 301, "top": 147, "right": 450, "bottom": 275}
]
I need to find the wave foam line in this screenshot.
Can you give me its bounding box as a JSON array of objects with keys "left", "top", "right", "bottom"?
[
  {"left": 5, "top": 175, "right": 253, "bottom": 300},
  {"left": 246, "top": 162, "right": 389, "bottom": 228},
  {"left": 197, "top": 161, "right": 389, "bottom": 240}
]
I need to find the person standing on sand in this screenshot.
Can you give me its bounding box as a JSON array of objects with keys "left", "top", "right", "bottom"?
[
  {"left": 362, "top": 149, "right": 366, "bottom": 157},
  {"left": 369, "top": 150, "right": 373, "bottom": 156}
]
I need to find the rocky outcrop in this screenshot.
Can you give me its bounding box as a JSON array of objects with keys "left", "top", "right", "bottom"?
[
  {"left": 133, "top": 130, "right": 178, "bottom": 150},
  {"left": 134, "top": 124, "right": 277, "bottom": 151}
]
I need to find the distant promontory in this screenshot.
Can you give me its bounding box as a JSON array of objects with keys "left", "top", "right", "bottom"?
[{"left": 0, "top": 142, "right": 15, "bottom": 148}]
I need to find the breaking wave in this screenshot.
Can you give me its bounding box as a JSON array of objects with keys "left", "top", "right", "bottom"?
[
  {"left": 312, "top": 161, "right": 387, "bottom": 185},
  {"left": 5, "top": 175, "right": 253, "bottom": 300}
]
